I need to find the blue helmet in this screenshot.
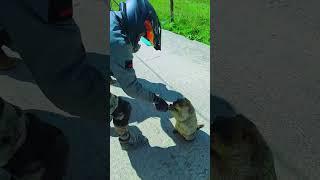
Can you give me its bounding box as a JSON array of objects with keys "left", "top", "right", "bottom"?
[{"left": 119, "top": 0, "right": 161, "bottom": 50}]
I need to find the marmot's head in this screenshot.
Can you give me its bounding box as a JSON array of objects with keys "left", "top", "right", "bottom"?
[{"left": 169, "top": 98, "right": 195, "bottom": 121}]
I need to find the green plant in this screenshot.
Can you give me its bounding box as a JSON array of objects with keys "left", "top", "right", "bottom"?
[{"left": 110, "top": 0, "right": 210, "bottom": 45}]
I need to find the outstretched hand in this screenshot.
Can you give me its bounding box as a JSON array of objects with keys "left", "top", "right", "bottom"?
[{"left": 153, "top": 94, "right": 169, "bottom": 112}]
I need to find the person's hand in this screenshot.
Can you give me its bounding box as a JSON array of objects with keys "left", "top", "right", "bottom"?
[{"left": 153, "top": 94, "right": 168, "bottom": 112}]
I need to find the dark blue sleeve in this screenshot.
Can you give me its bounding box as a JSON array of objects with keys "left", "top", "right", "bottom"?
[{"left": 0, "top": 0, "right": 108, "bottom": 121}]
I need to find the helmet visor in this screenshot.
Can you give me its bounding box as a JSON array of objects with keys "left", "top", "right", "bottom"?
[
  {"left": 144, "top": 19, "right": 161, "bottom": 50},
  {"left": 144, "top": 20, "right": 155, "bottom": 45}
]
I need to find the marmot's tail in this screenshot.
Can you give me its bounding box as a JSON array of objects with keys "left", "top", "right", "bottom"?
[{"left": 197, "top": 124, "right": 204, "bottom": 130}]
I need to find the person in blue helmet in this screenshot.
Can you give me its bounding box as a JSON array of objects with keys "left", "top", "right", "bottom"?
[{"left": 110, "top": 0, "right": 169, "bottom": 150}]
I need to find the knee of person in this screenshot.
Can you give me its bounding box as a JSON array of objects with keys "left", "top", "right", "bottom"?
[
  {"left": 116, "top": 98, "right": 132, "bottom": 116},
  {"left": 119, "top": 97, "right": 131, "bottom": 107},
  {"left": 112, "top": 98, "right": 131, "bottom": 127}
]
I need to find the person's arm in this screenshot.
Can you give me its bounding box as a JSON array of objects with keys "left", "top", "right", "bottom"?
[
  {"left": 110, "top": 43, "right": 155, "bottom": 103},
  {"left": 110, "top": 43, "right": 168, "bottom": 111},
  {"left": 0, "top": 1, "right": 108, "bottom": 121}
]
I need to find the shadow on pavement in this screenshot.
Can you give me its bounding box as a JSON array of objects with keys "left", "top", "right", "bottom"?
[
  {"left": 137, "top": 78, "right": 184, "bottom": 102},
  {"left": 125, "top": 122, "right": 209, "bottom": 179},
  {"left": 113, "top": 78, "right": 185, "bottom": 125},
  {"left": 116, "top": 95, "right": 176, "bottom": 146},
  {"left": 111, "top": 78, "right": 184, "bottom": 102},
  {"left": 110, "top": 95, "right": 210, "bottom": 179},
  {"left": 24, "top": 109, "right": 107, "bottom": 180}
]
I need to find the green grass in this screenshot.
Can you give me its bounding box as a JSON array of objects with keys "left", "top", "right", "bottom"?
[{"left": 111, "top": 0, "right": 210, "bottom": 45}]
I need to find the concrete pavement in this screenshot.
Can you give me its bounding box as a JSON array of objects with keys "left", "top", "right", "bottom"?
[{"left": 110, "top": 30, "right": 210, "bottom": 180}]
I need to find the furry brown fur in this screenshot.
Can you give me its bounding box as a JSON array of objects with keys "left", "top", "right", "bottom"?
[
  {"left": 211, "top": 114, "right": 277, "bottom": 180},
  {"left": 169, "top": 98, "right": 204, "bottom": 141}
]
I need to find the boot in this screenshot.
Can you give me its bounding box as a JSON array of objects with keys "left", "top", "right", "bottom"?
[
  {"left": 111, "top": 98, "right": 148, "bottom": 150},
  {"left": 115, "top": 125, "right": 148, "bottom": 151}
]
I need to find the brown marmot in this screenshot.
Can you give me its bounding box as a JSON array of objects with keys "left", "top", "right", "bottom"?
[
  {"left": 169, "top": 98, "right": 204, "bottom": 141},
  {"left": 211, "top": 114, "right": 277, "bottom": 180}
]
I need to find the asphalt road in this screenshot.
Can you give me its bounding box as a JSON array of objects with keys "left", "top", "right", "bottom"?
[{"left": 213, "top": 0, "right": 320, "bottom": 179}]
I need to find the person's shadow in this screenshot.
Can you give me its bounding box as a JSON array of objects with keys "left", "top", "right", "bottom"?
[
  {"left": 111, "top": 78, "right": 185, "bottom": 131},
  {"left": 114, "top": 78, "right": 185, "bottom": 134},
  {"left": 110, "top": 115, "right": 210, "bottom": 179},
  {"left": 110, "top": 85, "right": 210, "bottom": 179},
  {"left": 111, "top": 78, "right": 184, "bottom": 102}
]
